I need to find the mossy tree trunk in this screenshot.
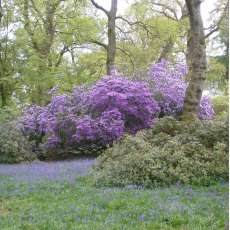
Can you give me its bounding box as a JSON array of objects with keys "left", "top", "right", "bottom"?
[{"left": 182, "top": 0, "right": 206, "bottom": 119}]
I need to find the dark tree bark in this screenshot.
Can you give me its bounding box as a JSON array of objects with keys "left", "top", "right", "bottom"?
[
  {"left": 182, "top": 0, "right": 206, "bottom": 119},
  {"left": 157, "top": 38, "right": 174, "bottom": 62},
  {"left": 0, "top": 0, "right": 2, "bottom": 24},
  {"left": 0, "top": 83, "right": 7, "bottom": 108},
  {"left": 91, "top": 0, "right": 117, "bottom": 75}
]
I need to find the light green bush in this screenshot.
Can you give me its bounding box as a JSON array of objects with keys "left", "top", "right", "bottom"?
[
  {"left": 0, "top": 121, "right": 37, "bottom": 163},
  {"left": 0, "top": 106, "right": 21, "bottom": 125},
  {"left": 92, "top": 117, "right": 229, "bottom": 187}
]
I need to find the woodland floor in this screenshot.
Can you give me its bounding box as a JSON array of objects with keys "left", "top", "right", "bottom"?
[{"left": 0, "top": 159, "right": 228, "bottom": 230}]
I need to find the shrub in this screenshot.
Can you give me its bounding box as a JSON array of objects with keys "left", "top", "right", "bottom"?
[
  {"left": 21, "top": 76, "right": 159, "bottom": 153},
  {"left": 21, "top": 105, "right": 46, "bottom": 146},
  {"left": 0, "top": 106, "right": 21, "bottom": 125},
  {"left": 212, "top": 95, "right": 229, "bottom": 117},
  {"left": 74, "top": 76, "right": 159, "bottom": 134},
  {"left": 92, "top": 117, "right": 228, "bottom": 187},
  {"left": 0, "top": 121, "right": 36, "bottom": 163},
  {"left": 20, "top": 60, "right": 215, "bottom": 156},
  {"left": 132, "top": 59, "right": 214, "bottom": 119}
]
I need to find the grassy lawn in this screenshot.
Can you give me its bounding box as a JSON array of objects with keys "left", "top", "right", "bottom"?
[{"left": 0, "top": 160, "right": 228, "bottom": 230}]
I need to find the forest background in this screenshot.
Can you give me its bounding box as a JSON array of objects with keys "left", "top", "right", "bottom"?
[{"left": 0, "top": 0, "right": 228, "bottom": 111}]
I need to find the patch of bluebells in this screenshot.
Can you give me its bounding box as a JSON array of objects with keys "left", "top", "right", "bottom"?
[{"left": 0, "top": 159, "right": 95, "bottom": 184}]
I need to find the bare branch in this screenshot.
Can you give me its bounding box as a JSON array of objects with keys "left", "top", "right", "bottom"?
[
  {"left": 116, "top": 16, "right": 156, "bottom": 38},
  {"left": 89, "top": 39, "right": 108, "bottom": 50},
  {"left": 55, "top": 44, "right": 71, "bottom": 68},
  {"left": 205, "top": 27, "right": 219, "bottom": 39},
  {"left": 152, "top": 2, "right": 179, "bottom": 20},
  {"left": 90, "top": 0, "right": 109, "bottom": 16},
  {"left": 204, "top": 1, "right": 229, "bottom": 39}
]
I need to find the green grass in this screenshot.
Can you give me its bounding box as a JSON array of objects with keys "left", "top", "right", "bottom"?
[{"left": 0, "top": 175, "right": 228, "bottom": 230}]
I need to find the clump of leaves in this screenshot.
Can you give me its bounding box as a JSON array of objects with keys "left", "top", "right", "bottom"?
[
  {"left": 92, "top": 117, "right": 228, "bottom": 187},
  {"left": 0, "top": 120, "right": 37, "bottom": 163}
]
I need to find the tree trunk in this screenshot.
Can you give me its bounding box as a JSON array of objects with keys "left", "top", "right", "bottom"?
[
  {"left": 182, "top": 0, "right": 206, "bottom": 119},
  {"left": 107, "top": 0, "right": 117, "bottom": 75},
  {"left": 0, "top": 83, "right": 7, "bottom": 108},
  {"left": 91, "top": 0, "right": 117, "bottom": 75},
  {"left": 158, "top": 38, "right": 174, "bottom": 62},
  {"left": 23, "top": 0, "right": 60, "bottom": 105}
]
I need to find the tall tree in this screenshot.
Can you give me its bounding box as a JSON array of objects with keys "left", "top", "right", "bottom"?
[
  {"left": 182, "top": 0, "right": 206, "bottom": 119},
  {"left": 115, "top": 1, "right": 187, "bottom": 74},
  {"left": 17, "top": 0, "right": 97, "bottom": 104},
  {"left": 22, "top": 0, "right": 65, "bottom": 104},
  {"left": 0, "top": 0, "right": 18, "bottom": 107},
  {"left": 91, "top": 0, "right": 117, "bottom": 75}
]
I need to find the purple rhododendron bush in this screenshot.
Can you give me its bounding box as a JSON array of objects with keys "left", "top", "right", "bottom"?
[
  {"left": 20, "top": 60, "right": 214, "bottom": 157},
  {"left": 21, "top": 75, "right": 159, "bottom": 156},
  {"left": 132, "top": 59, "right": 214, "bottom": 119}
]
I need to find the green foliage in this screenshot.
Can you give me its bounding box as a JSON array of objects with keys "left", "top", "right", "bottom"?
[
  {"left": 212, "top": 95, "right": 229, "bottom": 117},
  {"left": 205, "top": 58, "right": 228, "bottom": 94},
  {"left": 93, "top": 117, "right": 229, "bottom": 187},
  {"left": 115, "top": 2, "right": 188, "bottom": 74},
  {"left": 0, "top": 108, "right": 36, "bottom": 163},
  {"left": 0, "top": 106, "right": 21, "bottom": 124}
]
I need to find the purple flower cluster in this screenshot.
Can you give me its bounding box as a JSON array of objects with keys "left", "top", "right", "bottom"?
[
  {"left": 198, "top": 95, "right": 215, "bottom": 120},
  {"left": 21, "top": 76, "right": 158, "bottom": 150},
  {"left": 150, "top": 59, "right": 189, "bottom": 118},
  {"left": 75, "top": 109, "right": 125, "bottom": 144},
  {"left": 83, "top": 76, "right": 159, "bottom": 134},
  {"left": 21, "top": 106, "right": 45, "bottom": 142},
  {"left": 135, "top": 59, "right": 214, "bottom": 119}
]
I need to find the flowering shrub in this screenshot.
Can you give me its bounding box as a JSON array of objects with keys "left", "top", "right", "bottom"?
[
  {"left": 150, "top": 59, "right": 188, "bottom": 118},
  {"left": 21, "top": 76, "right": 158, "bottom": 152},
  {"left": 21, "top": 105, "right": 45, "bottom": 145},
  {"left": 81, "top": 76, "right": 159, "bottom": 134},
  {"left": 21, "top": 60, "right": 215, "bottom": 154},
  {"left": 198, "top": 95, "right": 215, "bottom": 119},
  {"left": 74, "top": 109, "right": 125, "bottom": 145},
  {"left": 132, "top": 59, "right": 214, "bottom": 119}
]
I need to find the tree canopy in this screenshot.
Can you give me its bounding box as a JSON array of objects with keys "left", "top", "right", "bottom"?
[{"left": 0, "top": 0, "right": 227, "bottom": 116}]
